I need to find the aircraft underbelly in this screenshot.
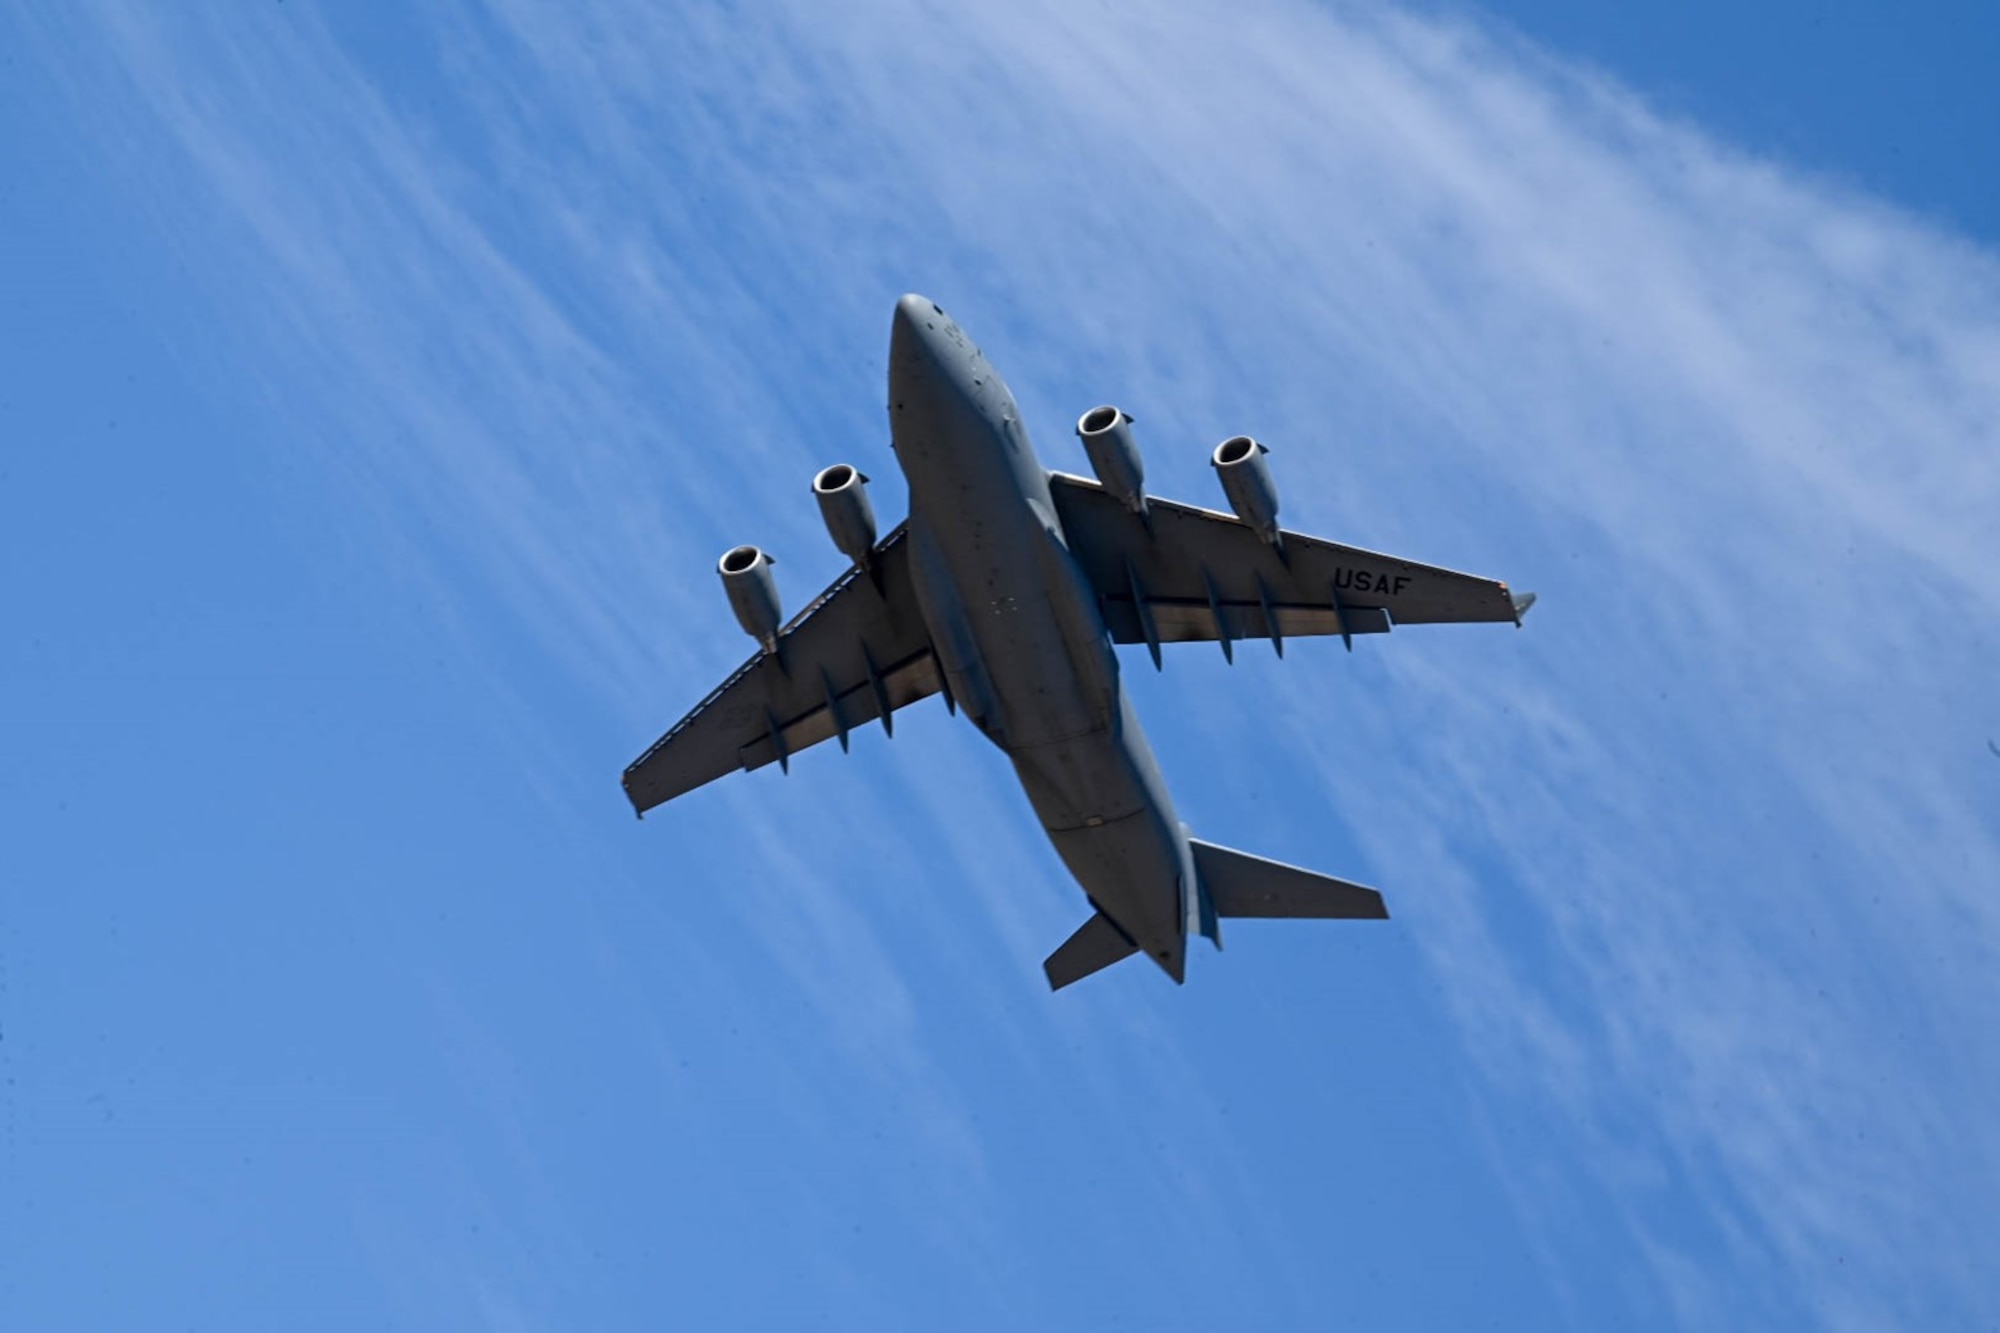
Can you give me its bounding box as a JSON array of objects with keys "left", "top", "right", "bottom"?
[
  {"left": 908, "top": 431, "right": 1116, "bottom": 753},
  {"left": 889, "top": 306, "right": 1186, "bottom": 968},
  {"left": 1008, "top": 696, "right": 1188, "bottom": 971},
  {"left": 1044, "top": 807, "right": 1186, "bottom": 974},
  {"left": 971, "top": 535, "right": 1115, "bottom": 749}
]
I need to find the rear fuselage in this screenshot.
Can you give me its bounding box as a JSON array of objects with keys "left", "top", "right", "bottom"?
[{"left": 886, "top": 295, "right": 1191, "bottom": 979}]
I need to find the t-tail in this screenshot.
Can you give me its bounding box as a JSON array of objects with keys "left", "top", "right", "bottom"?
[{"left": 1042, "top": 837, "right": 1388, "bottom": 991}]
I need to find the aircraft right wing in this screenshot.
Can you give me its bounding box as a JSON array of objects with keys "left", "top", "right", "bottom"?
[
  {"left": 1046, "top": 473, "right": 1531, "bottom": 659},
  {"left": 622, "top": 523, "right": 939, "bottom": 815}
]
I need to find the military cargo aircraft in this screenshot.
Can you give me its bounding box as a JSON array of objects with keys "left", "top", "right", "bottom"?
[{"left": 624, "top": 295, "right": 1533, "bottom": 990}]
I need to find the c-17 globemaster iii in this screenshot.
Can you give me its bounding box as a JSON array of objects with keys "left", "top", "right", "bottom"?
[{"left": 624, "top": 295, "right": 1534, "bottom": 990}]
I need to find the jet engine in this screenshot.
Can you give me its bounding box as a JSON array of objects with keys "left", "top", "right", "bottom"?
[
  {"left": 718, "top": 544, "right": 783, "bottom": 653},
  {"left": 1075, "top": 405, "right": 1147, "bottom": 516},
  {"left": 812, "top": 463, "right": 878, "bottom": 570},
  {"left": 1212, "top": 435, "right": 1282, "bottom": 548}
]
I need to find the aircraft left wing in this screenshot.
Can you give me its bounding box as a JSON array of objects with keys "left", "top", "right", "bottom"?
[
  {"left": 622, "top": 523, "right": 939, "bottom": 815},
  {"left": 1046, "top": 473, "right": 1530, "bottom": 660}
]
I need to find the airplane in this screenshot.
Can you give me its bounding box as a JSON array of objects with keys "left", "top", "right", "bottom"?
[{"left": 623, "top": 294, "right": 1534, "bottom": 991}]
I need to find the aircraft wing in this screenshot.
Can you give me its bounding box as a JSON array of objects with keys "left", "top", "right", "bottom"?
[
  {"left": 622, "top": 522, "right": 939, "bottom": 815},
  {"left": 1046, "top": 473, "right": 1529, "bottom": 658}
]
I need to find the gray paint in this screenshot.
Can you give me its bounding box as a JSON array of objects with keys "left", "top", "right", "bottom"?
[
  {"left": 624, "top": 294, "right": 1532, "bottom": 989},
  {"left": 889, "top": 295, "right": 1190, "bottom": 979}
]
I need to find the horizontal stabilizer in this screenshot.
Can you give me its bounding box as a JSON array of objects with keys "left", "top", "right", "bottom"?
[
  {"left": 1190, "top": 840, "right": 1388, "bottom": 919},
  {"left": 1044, "top": 910, "right": 1140, "bottom": 991}
]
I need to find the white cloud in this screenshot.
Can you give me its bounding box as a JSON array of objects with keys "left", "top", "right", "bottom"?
[{"left": 38, "top": 0, "right": 2000, "bottom": 1324}]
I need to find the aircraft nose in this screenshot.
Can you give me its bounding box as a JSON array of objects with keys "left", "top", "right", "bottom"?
[
  {"left": 889, "top": 293, "right": 953, "bottom": 408},
  {"left": 891, "top": 293, "right": 945, "bottom": 361}
]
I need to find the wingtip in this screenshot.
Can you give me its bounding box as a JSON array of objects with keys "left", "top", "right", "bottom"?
[{"left": 1511, "top": 590, "right": 1538, "bottom": 625}]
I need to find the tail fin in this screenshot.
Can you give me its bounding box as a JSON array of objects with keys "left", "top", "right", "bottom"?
[
  {"left": 1189, "top": 840, "right": 1388, "bottom": 919},
  {"left": 1044, "top": 910, "right": 1140, "bottom": 991}
]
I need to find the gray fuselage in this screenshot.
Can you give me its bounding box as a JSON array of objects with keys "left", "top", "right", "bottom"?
[{"left": 887, "top": 295, "right": 1192, "bottom": 980}]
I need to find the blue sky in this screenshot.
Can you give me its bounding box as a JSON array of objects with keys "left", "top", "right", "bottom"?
[
  {"left": 4, "top": 2, "right": 1996, "bottom": 1329},
  {"left": 1454, "top": 0, "right": 2000, "bottom": 239}
]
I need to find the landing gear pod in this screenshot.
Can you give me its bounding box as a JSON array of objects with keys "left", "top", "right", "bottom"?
[
  {"left": 1212, "top": 435, "right": 1282, "bottom": 548},
  {"left": 718, "top": 544, "right": 783, "bottom": 653},
  {"left": 1076, "top": 405, "right": 1147, "bottom": 516},
  {"left": 812, "top": 463, "right": 878, "bottom": 570}
]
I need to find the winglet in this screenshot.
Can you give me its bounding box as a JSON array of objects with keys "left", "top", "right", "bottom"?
[{"left": 1511, "top": 590, "right": 1538, "bottom": 626}]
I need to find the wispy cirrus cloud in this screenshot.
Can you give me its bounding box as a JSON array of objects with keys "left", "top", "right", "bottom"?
[{"left": 30, "top": 0, "right": 2000, "bottom": 1325}]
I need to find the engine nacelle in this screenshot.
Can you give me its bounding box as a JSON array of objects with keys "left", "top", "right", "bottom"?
[
  {"left": 718, "top": 544, "right": 783, "bottom": 652},
  {"left": 812, "top": 463, "right": 878, "bottom": 569},
  {"left": 1212, "top": 435, "right": 1282, "bottom": 547},
  {"left": 1076, "top": 405, "right": 1147, "bottom": 516}
]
